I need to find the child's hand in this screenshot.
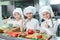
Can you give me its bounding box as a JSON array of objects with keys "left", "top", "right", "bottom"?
[
  {"left": 45, "top": 21, "right": 49, "bottom": 28},
  {"left": 4, "top": 16, "right": 11, "bottom": 24}
]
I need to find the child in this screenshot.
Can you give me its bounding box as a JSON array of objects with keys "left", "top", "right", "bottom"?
[
  {"left": 40, "top": 6, "right": 57, "bottom": 40},
  {"left": 23, "top": 6, "right": 40, "bottom": 32},
  {"left": 4, "top": 8, "right": 24, "bottom": 32}
]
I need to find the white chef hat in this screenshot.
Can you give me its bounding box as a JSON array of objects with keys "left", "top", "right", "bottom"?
[
  {"left": 39, "top": 6, "right": 54, "bottom": 19},
  {"left": 13, "top": 8, "right": 24, "bottom": 18},
  {"left": 23, "top": 6, "right": 36, "bottom": 16}
]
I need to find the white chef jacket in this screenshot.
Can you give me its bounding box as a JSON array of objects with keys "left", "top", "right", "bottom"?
[
  {"left": 40, "top": 19, "right": 57, "bottom": 35},
  {"left": 24, "top": 18, "right": 40, "bottom": 31}
]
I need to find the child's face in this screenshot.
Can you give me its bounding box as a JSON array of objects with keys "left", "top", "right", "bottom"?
[
  {"left": 42, "top": 12, "right": 51, "bottom": 20},
  {"left": 14, "top": 12, "right": 20, "bottom": 20},
  {"left": 26, "top": 12, "right": 33, "bottom": 19}
]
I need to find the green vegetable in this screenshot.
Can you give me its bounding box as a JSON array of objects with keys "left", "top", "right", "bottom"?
[
  {"left": 0, "top": 24, "right": 9, "bottom": 30},
  {"left": 0, "top": 27, "right": 3, "bottom": 30},
  {"left": 41, "top": 34, "right": 47, "bottom": 37},
  {"left": 38, "top": 38, "right": 44, "bottom": 40},
  {"left": 31, "top": 38, "right": 44, "bottom": 40},
  {"left": 31, "top": 38, "right": 38, "bottom": 40}
]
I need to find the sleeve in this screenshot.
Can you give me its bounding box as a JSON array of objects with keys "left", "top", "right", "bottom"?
[
  {"left": 40, "top": 22, "right": 45, "bottom": 30},
  {"left": 36, "top": 20, "right": 40, "bottom": 30},
  {"left": 19, "top": 20, "right": 24, "bottom": 32},
  {"left": 22, "top": 20, "right": 27, "bottom": 31}
]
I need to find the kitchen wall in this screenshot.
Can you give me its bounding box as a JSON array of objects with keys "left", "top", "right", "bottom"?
[{"left": 1, "top": 0, "right": 39, "bottom": 19}]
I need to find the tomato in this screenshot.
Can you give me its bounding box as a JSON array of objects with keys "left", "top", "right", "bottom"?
[
  {"left": 9, "top": 32, "right": 18, "bottom": 37},
  {"left": 37, "top": 35, "right": 42, "bottom": 39},
  {"left": 28, "top": 29, "right": 34, "bottom": 34},
  {"left": 9, "top": 31, "right": 14, "bottom": 37},
  {"left": 12, "top": 33, "right": 18, "bottom": 37},
  {"left": 9, "top": 31, "right": 13, "bottom": 34}
]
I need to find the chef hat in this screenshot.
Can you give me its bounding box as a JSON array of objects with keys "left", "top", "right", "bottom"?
[
  {"left": 39, "top": 6, "right": 54, "bottom": 19},
  {"left": 13, "top": 8, "right": 24, "bottom": 18},
  {"left": 23, "top": 6, "right": 36, "bottom": 16}
]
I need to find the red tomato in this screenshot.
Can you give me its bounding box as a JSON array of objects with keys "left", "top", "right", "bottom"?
[
  {"left": 9, "top": 32, "right": 18, "bottom": 37},
  {"left": 28, "top": 29, "right": 34, "bottom": 34},
  {"left": 9, "top": 31, "right": 14, "bottom": 37},
  {"left": 12, "top": 33, "right": 18, "bottom": 37},
  {"left": 37, "top": 35, "right": 42, "bottom": 39}
]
